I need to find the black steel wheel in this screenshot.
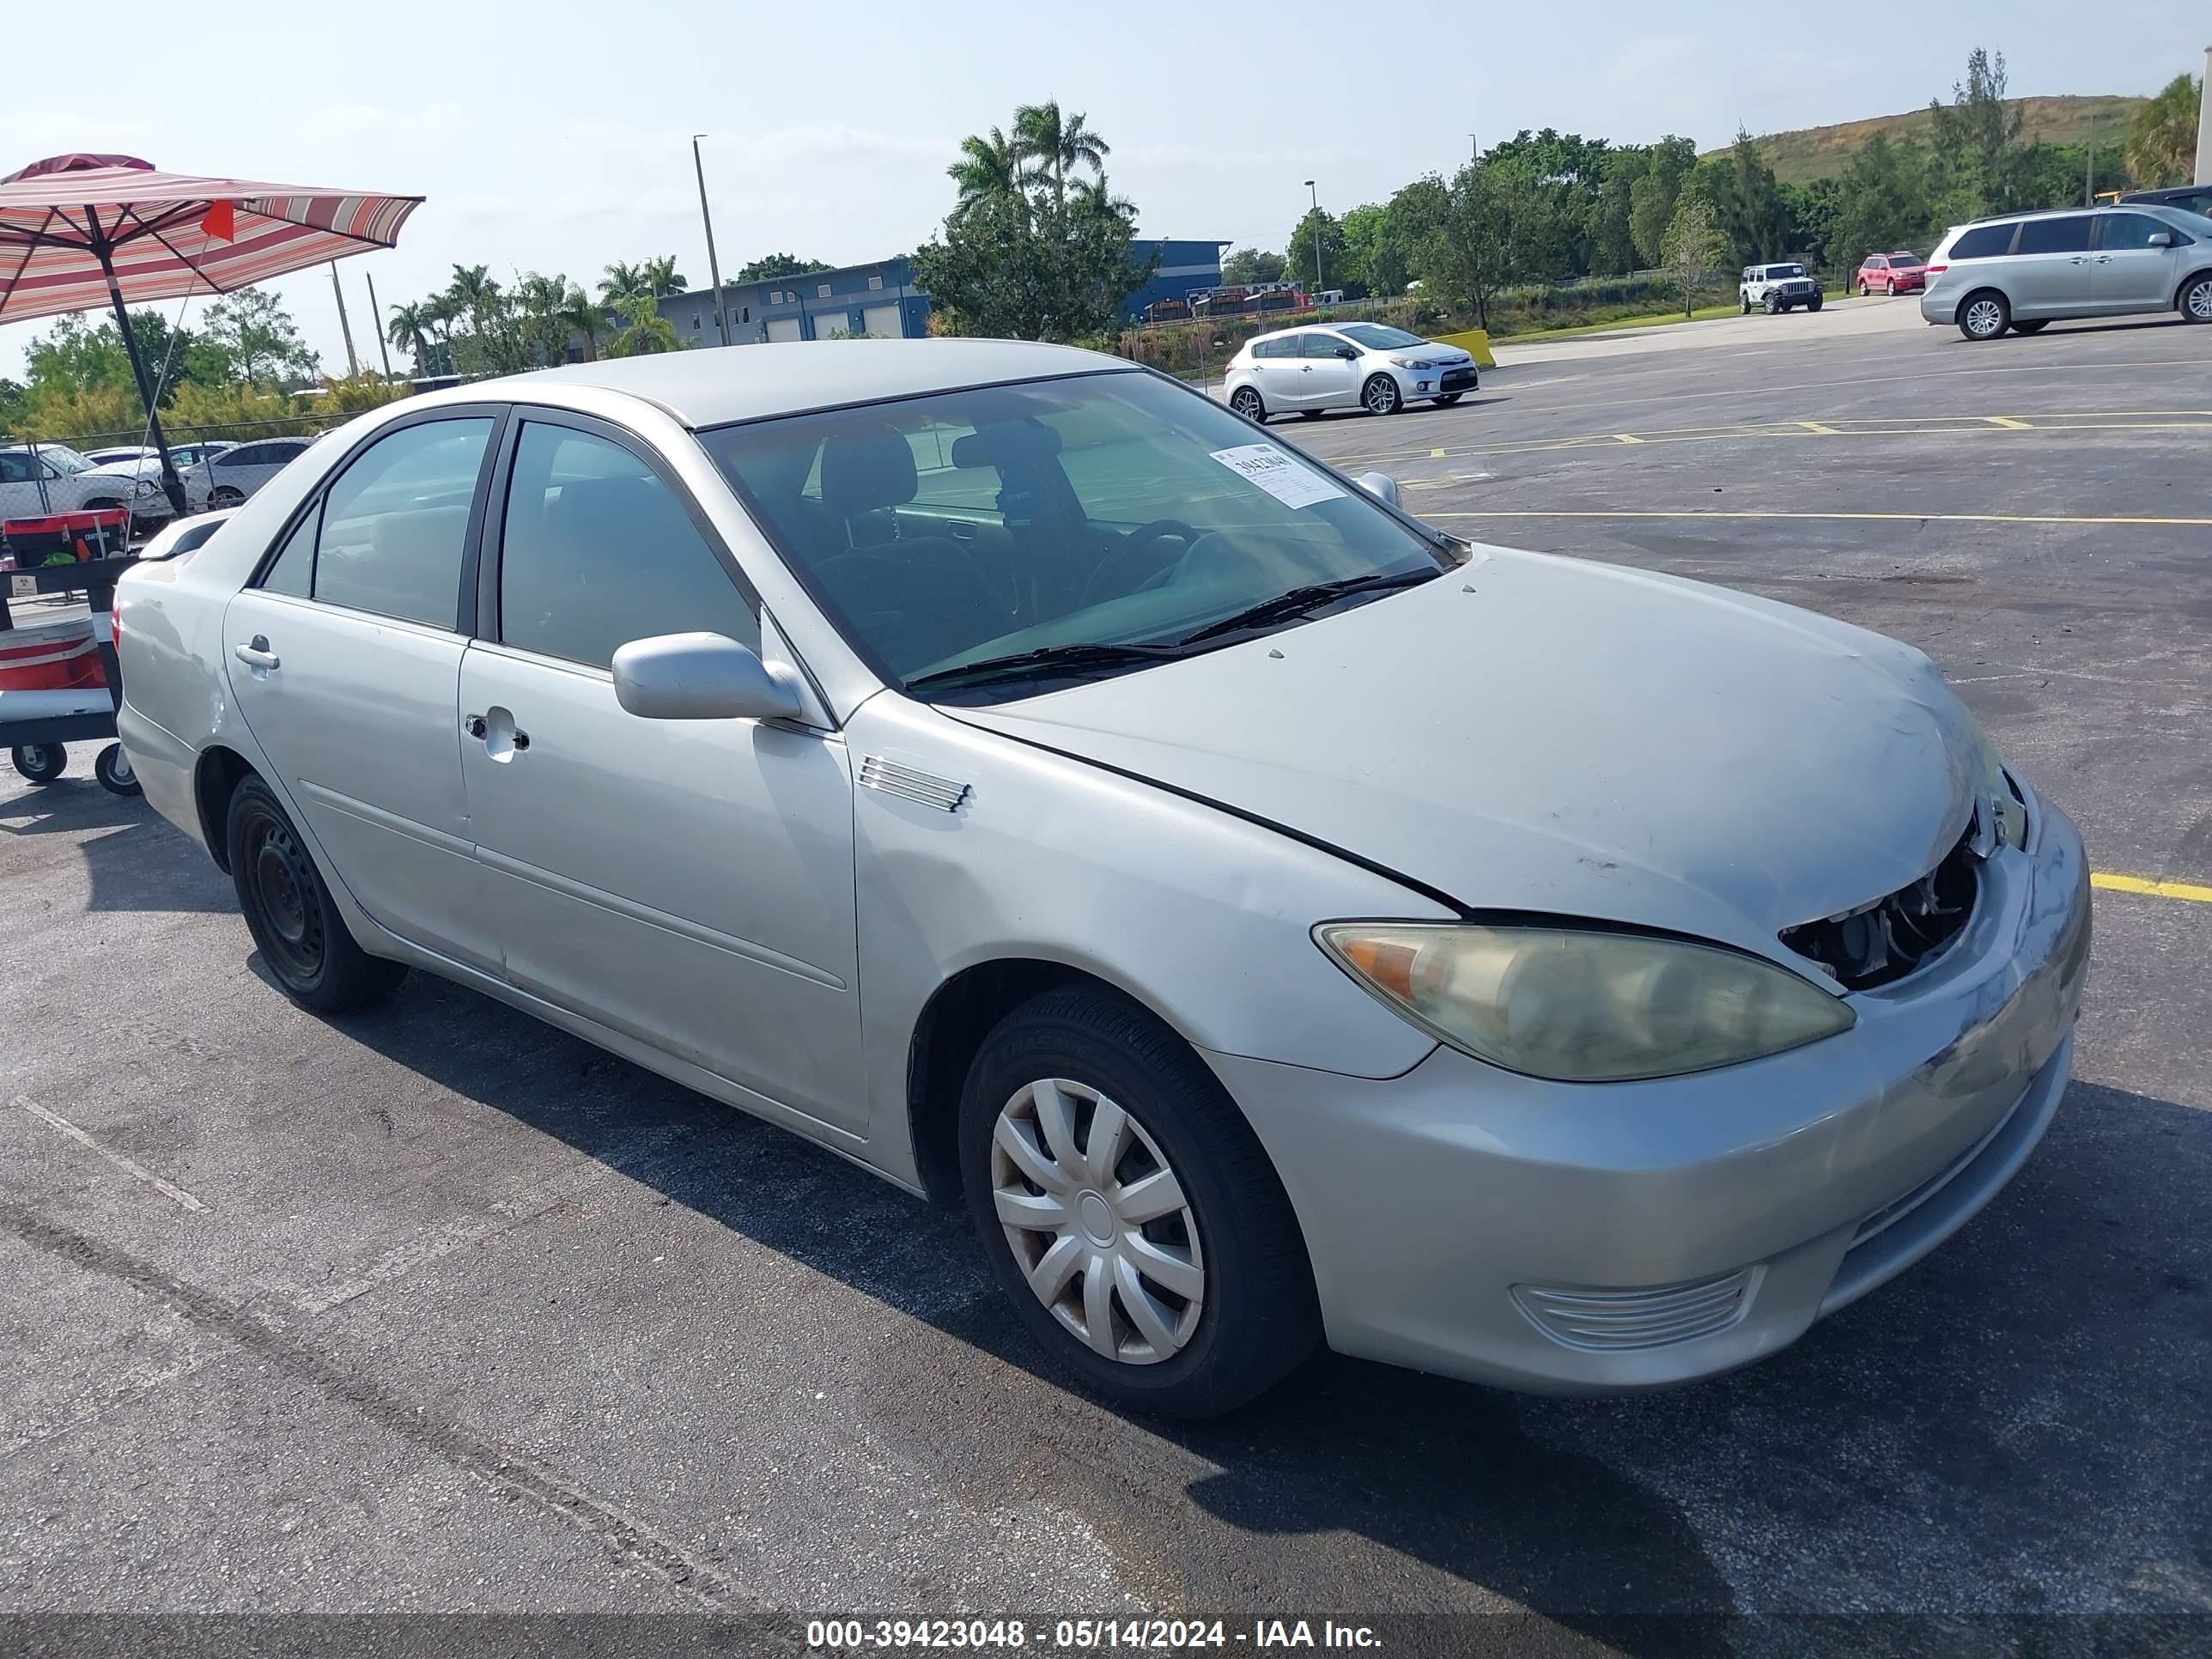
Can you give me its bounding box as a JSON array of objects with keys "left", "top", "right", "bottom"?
[
  {"left": 10, "top": 744, "right": 67, "bottom": 784},
  {"left": 226, "top": 775, "right": 406, "bottom": 1011}
]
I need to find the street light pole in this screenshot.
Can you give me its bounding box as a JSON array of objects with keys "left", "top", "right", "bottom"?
[
  {"left": 1304, "top": 179, "right": 1323, "bottom": 295},
  {"left": 692, "top": 135, "right": 732, "bottom": 348}
]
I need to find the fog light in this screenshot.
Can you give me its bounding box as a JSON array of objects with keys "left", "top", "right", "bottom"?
[{"left": 1417, "top": 380, "right": 1431, "bottom": 392}]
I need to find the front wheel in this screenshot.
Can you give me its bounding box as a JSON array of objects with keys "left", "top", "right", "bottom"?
[
  {"left": 959, "top": 988, "right": 1320, "bottom": 1417},
  {"left": 1859, "top": 280, "right": 1871, "bottom": 296},
  {"left": 227, "top": 775, "right": 406, "bottom": 1012},
  {"left": 10, "top": 743, "right": 67, "bottom": 784},
  {"left": 94, "top": 743, "right": 141, "bottom": 797},
  {"left": 1228, "top": 386, "right": 1267, "bottom": 425},
  {"left": 1763, "top": 293, "right": 1781, "bottom": 314},
  {"left": 1808, "top": 294, "right": 1823, "bottom": 312},
  {"left": 1360, "top": 374, "right": 1402, "bottom": 416},
  {"left": 2180, "top": 272, "right": 2212, "bottom": 324},
  {"left": 1960, "top": 291, "right": 2010, "bottom": 341}
]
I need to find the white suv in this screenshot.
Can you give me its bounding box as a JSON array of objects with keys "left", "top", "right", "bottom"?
[
  {"left": 1740, "top": 264, "right": 1823, "bottom": 314},
  {"left": 1223, "top": 323, "right": 1477, "bottom": 422}
]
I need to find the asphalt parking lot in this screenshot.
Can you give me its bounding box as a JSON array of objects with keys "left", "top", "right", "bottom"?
[{"left": 4, "top": 296, "right": 2209, "bottom": 1656}]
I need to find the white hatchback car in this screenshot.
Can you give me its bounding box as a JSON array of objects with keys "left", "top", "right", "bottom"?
[
  {"left": 1224, "top": 323, "right": 1477, "bottom": 422},
  {"left": 182, "top": 434, "right": 315, "bottom": 510}
]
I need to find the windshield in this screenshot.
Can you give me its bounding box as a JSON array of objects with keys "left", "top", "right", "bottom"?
[
  {"left": 1769, "top": 265, "right": 1806, "bottom": 279},
  {"left": 702, "top": 369, "right": 1443, "bottom": 700},
  {"left": 33, "top": 444, "right": 96, "bottom": 473},
  {"left": 1335, "top": 323, "right": 1426, "bottom": 350},
  {"left": 1890, "top": 251, "right": 1923, "bottom": 264}
]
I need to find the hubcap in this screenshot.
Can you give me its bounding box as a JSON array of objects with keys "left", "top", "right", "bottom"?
[
  {"left": 2190, "top": 283, "right": 2212, "bottom": 320},
  {"left": 991, "top": 1077, "right": 1205, "bottom": 1365},
  {"left": 1365, "top": 381, "right": 1394, "bottom": 413},
  {"left": 1966, "top": 300, "right": 2002, "bottom": 336}
]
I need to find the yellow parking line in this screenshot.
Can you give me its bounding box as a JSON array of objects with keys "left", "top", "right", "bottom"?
[
  {"left": 2094, "top": 872, "right": 2212, "bottom": 905},
  {"left": 1799, "top": 421, "right": 1839, "bottom": 434},
  {"left": 1614, "top": 433, "right": 1644, "bottom": 443},
  {"left": 1425, "top": 509, "right": 2212, "bottom": 526},
  {"left": 1430, "top": 448, "right": 1447, "bottom": 458},
  {"left": 1985, "top": 416, "right": 2033, "bottom": 428}
]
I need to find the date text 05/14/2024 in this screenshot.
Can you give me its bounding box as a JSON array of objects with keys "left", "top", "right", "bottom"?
[{"left": 805, "top": 1619, "right": 1382, "bottom": 1649}]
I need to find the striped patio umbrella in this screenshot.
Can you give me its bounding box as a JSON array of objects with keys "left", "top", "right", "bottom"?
[{"left": 0, "top": 153, "right": 422, "bottom": 514}]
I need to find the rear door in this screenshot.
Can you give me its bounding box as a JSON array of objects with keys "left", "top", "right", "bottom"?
[
  {"left": 222, "top": 408, "right": 504, "bottom": 969},
  {"left": 1865, "top": 255, "right": 1887, "bottom": 290},
  {"left": 2092, "top": 212, "right": 2188, "bottom": 313},
  {"left": 458, "top": 410, "right": 866, "bottom": 1132},
  {"left": 2004, "top": 216, "right": 2095, "bottom": 316}
]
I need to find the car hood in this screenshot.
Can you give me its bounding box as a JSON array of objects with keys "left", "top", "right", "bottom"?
[{"left": 943, "top": 547, "right": 1984, "bottom": 969}]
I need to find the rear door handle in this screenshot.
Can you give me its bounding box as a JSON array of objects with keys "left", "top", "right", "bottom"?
[{"left": 234, "top": 637, "right": 279, "bottom": 671}]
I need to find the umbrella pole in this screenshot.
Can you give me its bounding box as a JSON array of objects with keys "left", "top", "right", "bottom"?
[{"left": 95, "top": 246, "right": 190, "bottom": 519}]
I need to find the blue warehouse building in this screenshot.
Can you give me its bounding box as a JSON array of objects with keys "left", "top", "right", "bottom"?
[{"left": 659, "top": 239, "right": 1225, "bottom": 348}]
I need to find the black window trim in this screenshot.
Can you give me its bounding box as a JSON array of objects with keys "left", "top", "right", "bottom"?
[
  {"left": 475, "top": 403, "right": 765, "bottom": 672},
  {"left": 244, "top": 400, "right": 511, "bottom": 640}
]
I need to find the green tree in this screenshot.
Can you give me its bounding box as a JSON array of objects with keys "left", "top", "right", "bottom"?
[
  {"left": 1219, "top": 247, "right": 1285, "bottom": 285},
  {"left": 200, "top": 288, "right": 319, "bottom": 386},
  {"left": 1660, "top": 196, "right": 1727, "bottom": 318},
  {"left": 1339, "top": 204, "right": 1407, "bottom": 298},
  {"left": 1012, "top": 100, "right": 1110, "bottom": 206},
  {"left": 1629, "top": 138, "right": 1698, "bottom": 268},
  {"left": 1285, "top": 207, "right": 1345, "bottom": 293},
  {"left": 1392, "top": 167, "right": 1510, "bottom": 327},
  {"left": 914, "top": 187, "right": 1149, "bottom": 342},
  {"left": 1927, "top": 47, "right": 2032, "bottom": 217},
  {"left": 2128, "top": 72, "right": 2202, "bottom": 186},
  {"left": 734, "top": 252, "right": 834, "bottom": 283},
  {"left": 385, "top": 301, "right": 437, "bottom": 374},
  {"left": 641, "top": 255, "right": 688, "bottom": 296},
  {"left": 599, "top": 260, "right": 648, "bottom": 308},
  {"left": 1701, "top": 130, "right": 1791, "bottom": 266},
  {"left": 1826, "top": 132, "right": 1937, "bottom": 273},
  {"left": 948, "top": 127, "right": 1025, "bottom": 221},
  {"left": 553, "top": 287, "right": 606, "bottom": 362},
  {"left": 606, "top": 291, "right": 681, "bottom": 356}
]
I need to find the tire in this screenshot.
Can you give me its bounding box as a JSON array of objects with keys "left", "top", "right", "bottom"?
[
  {"left": 1763, "top": 293, "right": 1781, "bottom": 314},
  {"left": 94, "top": 743, "right": 141, "bottom": 797},
  {"left": 1959, "top": 290, "right": 2010, "bottom": 341},
  {"left": 226, "top": 775, "right": 406, "bottom": 1012},
  {"left": 957, "top": 987, "right": 1320, "bottom": 1418},
  {"left": 1297, "top": 410, "right": 1324, "bottom": 420},
  {"left": 210, "top": 486, "right": 245, "bottom": 507},
  {"left": 1741, "top": 295, "right": 1752, "bottom": 313},
  {"left": 1360, "top": 374, "right": 1402, "bottom": 416},
  {"left": 82, "top": 496, "right": 123, "bottom": 513},
  {"left": 1858, "top": 280, "right": 1870, "bottom": 296},
  {"left": 10, "top": 743, "right": 67, "bottom": 784},
  {"left": 1228, "top": 386, "right": 1266, "bottom": 425},
  {"left": 2011, "top": 319, "right": 2050, "bottom": 334},
  {"left": 1808, "top": 294, "right": 1823, "bottom": 313},
  {"left": 1433, "top": 392, "right": 1464, "bottom": 407},
  {"left": 2180, "top": 272, "right": 2212, "bottom": 324}
]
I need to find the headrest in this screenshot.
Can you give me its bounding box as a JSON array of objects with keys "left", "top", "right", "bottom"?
[{"left": 818, "top": 423, "right": 917, "bottom": 515}]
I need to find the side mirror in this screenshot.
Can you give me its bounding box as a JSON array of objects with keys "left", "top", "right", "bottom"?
[
  {"left": 1335, "top": 344, "right": 1358, "bottom": 358},
  {"left": 611, "top": 632, "right": 805, "bottom": 722},
  {"left": 2147, "top": 230, "right": 2176, "bottom": 247},
  {"left": 1353, "top": 471, "right": 1401, "bottom": 507}
]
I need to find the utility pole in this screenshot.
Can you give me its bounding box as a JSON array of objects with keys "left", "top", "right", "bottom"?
[
  {"left": 1304, "top": 179, "right": 1323, "bottom": 295},
  {"left": 329, "top": 260, "right": 358, "bottom": 376},
  {"left": 693, "top": 135, "right": 731, "bottom": 348},
  {"left": 365, "top": 270, "right": 394, "bottom": 379},
  {"left": 2198, "top": 46, "right": 2212, "bottom": 185}
]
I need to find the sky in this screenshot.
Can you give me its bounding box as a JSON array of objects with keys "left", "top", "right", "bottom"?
[{"left": 3, "top": 0, "right": 2199, "bottom": 381}]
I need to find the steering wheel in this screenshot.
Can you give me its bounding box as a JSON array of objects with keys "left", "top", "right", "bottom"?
[{"left": 1079, "top": 520, "right": 1205, "bottom": 608}]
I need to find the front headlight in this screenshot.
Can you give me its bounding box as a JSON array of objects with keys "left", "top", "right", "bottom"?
[
  {"left": 1315, "top": 921, "right": 1856, "bottom": 1082},
  {"left": 1387, "top": 356, "right": 1435, "bottom": 369},
  {"left": 131, "top": 478, "right": 158, "bottom": 497}
]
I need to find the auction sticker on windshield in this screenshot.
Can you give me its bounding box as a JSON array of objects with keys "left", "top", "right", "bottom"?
[{"left": 1209, "top": 444, "right": 1346, "bottom": 510}]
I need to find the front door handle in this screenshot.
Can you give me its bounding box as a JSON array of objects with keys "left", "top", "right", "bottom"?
[
  {"left": 466, "top": 708, "right": 531, "bottom": 758},
  {"left": 234, "top": 636, "right": 279, "bottom": 671}
]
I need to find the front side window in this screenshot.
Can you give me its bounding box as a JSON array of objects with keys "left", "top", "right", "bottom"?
[
  {"left": 1336, "top": 323, "right": 1426, "bottom": 349},
  {"left": 497, "top": 422, "right": 757, "bottom": 670},
  {"left": 2017, "top": 216, "right": 2093, "bottom": 255},
  {"left": 703, "top": 371, "right": 1443, "bottom": 698},
  {"left": 1301, "top": 332, "right": 1352, "bottom": 358},
  {"left": 2098, "top": 213, "right": 2185, "bottom": 251},
  {"left": 312, "top": 417, "right": 494, "bottom": 629},
  {"left": 0, "top": 453, "right": 34, "bottom": 485}
]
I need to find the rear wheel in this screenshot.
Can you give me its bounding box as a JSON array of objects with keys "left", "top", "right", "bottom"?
[
  {"left": 1741, "top": 295, "right": 1752, "bottom": 313},
  {"left": 958, "top": 987, "right": 1320, "bottom": 1417},
  {"left": 210, "top": 486, "right": 245, "bottom": 507},
  {"left": 1229, "top": 386, "right": 1266, "bottom": 425},
  {"left": 1360, "top": 374, "right": 1402, "bottom": 416},
  {"left": 10, "top": 744, "right": 67, "bottom": 784},
  {"left": 2180, "top": 273, "right": 2212, "bottom": 324},
  {"left": 226, "top": 775, "right": 406, "bottom": 1012},
  {"left": 1960, "top": 291, "right": 2010, "bottom": 341}
]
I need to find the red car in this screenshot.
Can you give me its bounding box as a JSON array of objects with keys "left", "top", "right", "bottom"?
[{"left": 1856, "top": 251, "right": 1928, "bottom": 295}]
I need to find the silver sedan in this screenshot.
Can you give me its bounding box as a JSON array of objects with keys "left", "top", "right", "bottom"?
[{"left": 114, "top": 341, "right": 2089, "bottom": 1416}]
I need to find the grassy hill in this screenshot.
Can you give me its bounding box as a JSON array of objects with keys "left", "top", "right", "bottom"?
[{"left": 1717, "top": 95, "right": 2148, "bottom": 185}]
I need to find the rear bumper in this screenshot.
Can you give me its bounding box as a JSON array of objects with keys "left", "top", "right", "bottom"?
[
  {"left": 1209, "top": 789, "right": 2091, "bottom": 1394},
  {"left": 1920, "top": 290, "right": 1959, "bottom": 324}
]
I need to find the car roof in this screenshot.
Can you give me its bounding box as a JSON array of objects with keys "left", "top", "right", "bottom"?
[{"left": 471, "top": 338, "right": 1119, "bottom": 429}]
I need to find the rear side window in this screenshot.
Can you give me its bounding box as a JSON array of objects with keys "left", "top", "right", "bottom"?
[
  {"left": 496, "top": 422, "right": 757, "bottom": 670},
  {"left": 1948, "top": 224, "right": 2018, "bottom": 260},
  {"left": 2016, "top": 216, "right": 2093, "bottom": 255},
  {"left": 1865, "top": 256, "right": 1887, "bottom": 269},
  {"left": 312, "top": 418, "right": 494, "bottom": 630},
  {"left": 1251, "top": 336, "right": 1297, "bottom": 360}
]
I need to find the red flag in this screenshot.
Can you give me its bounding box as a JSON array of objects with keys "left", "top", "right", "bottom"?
[{"left": 199, "top": 198, "right": 235, "bottom": 240}]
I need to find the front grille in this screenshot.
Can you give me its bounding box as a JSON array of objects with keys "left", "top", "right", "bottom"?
[
  {"left": 1512, "top": 1268, "right": 1755, "bottom": 1352},
  {"left": 1440, "top": 368, "right": 1477, "bottom": 392},
  {"left": 1779, "top": 832, "right": 1979, "bottom": 991}
]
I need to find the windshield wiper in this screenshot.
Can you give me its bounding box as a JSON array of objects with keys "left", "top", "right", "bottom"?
[
  {"left": 1172, "top": 566, "right": 1440, "bottom": 647},
  {"left": 905, "top": 639, "right": 1191, "bottom": 693}
]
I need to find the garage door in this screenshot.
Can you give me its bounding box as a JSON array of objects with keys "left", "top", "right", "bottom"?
[
  {"left": 861, "top": 304, "right": 903, "bottom": 339},
  {"left": 766, "top": 317, "right": 800, "bottom": 343}
]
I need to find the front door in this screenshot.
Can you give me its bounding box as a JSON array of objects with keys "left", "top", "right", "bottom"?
[
  {"left": 2003, "top": 214, "right": 2095, "bottom": 317},
  {"left": 2091, "top": 212, "right": 2185, "bottom": 313},
  {"left": 1298, "top": 331, "right": 1360, "bottom": 409},
  {"left": 459, "top": 412, "right": 866, "bottom": 1132},
  {"left": 222, "top": 411, "right": 502, "bottom": 970}
]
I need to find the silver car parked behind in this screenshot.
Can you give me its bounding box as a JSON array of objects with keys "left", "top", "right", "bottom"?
[
  {"left": 1921, "top": 203, "right": 2212, "bottom": 339},
  {"left": 115, "top": 343, "right": 2090, "bottom": 1417}
]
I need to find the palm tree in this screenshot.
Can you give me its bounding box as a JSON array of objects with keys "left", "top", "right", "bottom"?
[
  {"left": 599, "top": 260, "right": 648, "bottom": 308},
  {"left": 606, "top": 291, "right": 679, "bottom": 357},
  {"left": 512, "top": 272, "right": 568, "bottom": 316},
  {"left": 641, "top": 254, "right": 688, "bottom": 297},
  {"left": 2127, "top": 74, "right": 2201, "bottom": 187},
  {"left": 1013, "top": 101, "right": 1109, "bottom": 205},
  {"left": 445, "top": 263, "right": 503, "bottom": 343},
  {"left": 551, "top": 286, "right": 605, "bottom": 362},
  {"left": 1069, "top": 173, "right": 1136, "bottom": 227},
  {"left": 385, "top": 301, "right": 434, "bottom": 374},
  {"left": 949, "top": 126, "right": 1025, "bottom": 219}
]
